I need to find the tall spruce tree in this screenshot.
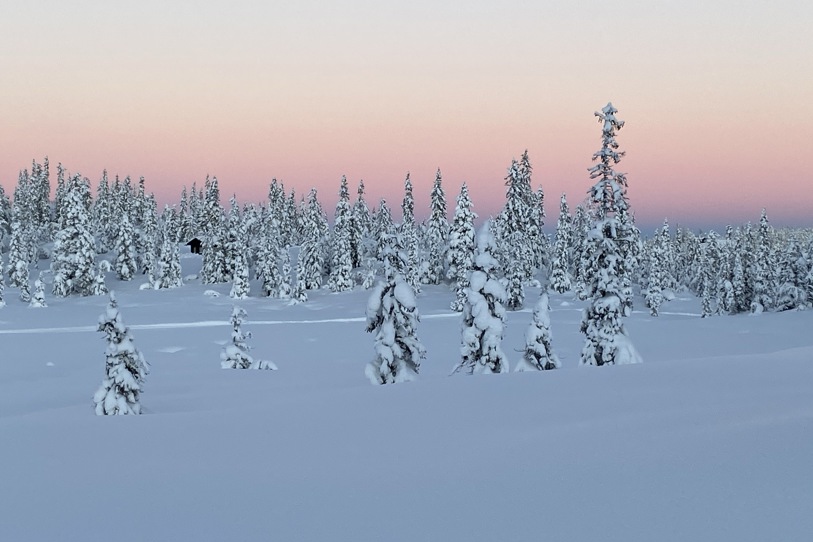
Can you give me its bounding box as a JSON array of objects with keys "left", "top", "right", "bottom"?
[
  {"left": 328, "top": 176, "right": 354, "bottom": 292},
  {"left": 580, "top": 103, "right": 642, "bottom": 366},
  {"left": 51, "top": 174, "right": 96, "bottom": 297},
  {"left": 446, "top": 184, "right": 477, "bottom": 312},
  {"left": 549, "top": 194, "right": 572, "bottom": 293},
  {"left": 425, "top": 168, "right": 449, "bottom": 284}
]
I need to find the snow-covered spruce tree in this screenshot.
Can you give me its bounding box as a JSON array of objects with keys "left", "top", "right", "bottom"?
[
  {"left": 29, "top": 273, "right": 46, "bottom": 308},
  {"left": 18, "top": 274, "right": 31, "bottom": 303},
  {"left": 350, "top": 179, "right": 372, "bottom": 269},
  {"left": 0, "top": 183, "right": 12, "bottom": 248},
  {"left": 92, "top": 170, "right": 115, "bottom": 253},
  {"left": 221, "top": 306, "right": 277, "bottom": 370},
  {"left": 92, "top": 263, "right": 110, "bottom": 296},
  {"left": 51, "top": 174, "right": 96, "bottom": 297},
  {"left": 571, "top": 204, "right": 592, "bottom": 300},
  {"left": 750, "top": 209, "right": 775, "bottom": 313},
  {"left": 400, "top": 172, "right": 422, "bottom": 292},
  {"left": 0, "top": 271, "right": 5, "bottom": 308},
  {"left": 698, "top": 239, "right": 715, "bottom": 318},
  {"left": 257, "top": 216, "right": 287, "bottom": 298},
  {"left": 229, "top": 252, "right": 250, "bottom": 299},
  {"left": 297, "top": 189, "right": 326, "bottom": 290},
  {"left": 6, "top": 197, "right": 34, "bottom": 291},
  {"left": 93, "top": 292, "right": 149, "bottom": 415},
  {"left": 516, "top": 293, "right": 560, "bottom": 371},
  {"left": 549, "top": 193, "right": 572, "bottom": 293},
  {"left": 156, "top": 222, "right": 183, "bottom": 289},
  {"left": 136, "top": 194, "right": 160, "bottom": 286},
  {"left": 374, "top": 199, "right": 395, "bottom": 263},
  {"left": 715, "top": 226, "right": 736, "bottom": 314},
  {"left": 453, "top": 221, "right": 509, "bottom": 375},
  {"left": 424, "top": 168, "right": 449, "bottom": 284},
  {"left": 580, "top": 102, "right": 642, "bottom": 366},
  {"left": 645, "top": 220, "right": 672, "bottom": 317},
  {"left": 114, "top": 214, "right": 137, "bottom": 281},
  {"left": 200, "top": 211, "right": 229, "bottom": 284},
  {"left": 446, "top": 184, "right": 477, "bottom": 312},
  {"left": 364, "top": 230, "right": 425, "bottom": 385},
  {"left": 328, "top": 176, "right": 354, "bottom": 292},
  {"left": 501, "top": 158, "right": 532, "bottom": 310},
  {"left": 775, "top": 238, "right": 808, "bottom": 311}
]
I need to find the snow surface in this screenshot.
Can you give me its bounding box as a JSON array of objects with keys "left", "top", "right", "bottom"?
[{"left": 1, "top": 255, "right": 812, "bottom": 541}]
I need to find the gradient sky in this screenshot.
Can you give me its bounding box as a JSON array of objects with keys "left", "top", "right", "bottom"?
[{"left": 1, "top": 0, "right": 811, "bottom": 232}]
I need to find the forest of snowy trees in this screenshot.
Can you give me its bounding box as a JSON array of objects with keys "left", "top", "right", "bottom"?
[{"left": 2, "top": 103, "right": 813, "bottom": 411}]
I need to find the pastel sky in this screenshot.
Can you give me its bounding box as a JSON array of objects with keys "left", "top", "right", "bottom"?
[{"left": 1, "top": 0, "right": 811, "bottom": 232}]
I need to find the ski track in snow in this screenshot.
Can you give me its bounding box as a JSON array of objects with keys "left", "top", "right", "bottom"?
[
  {"left": 0, "top": 309, "right": 703, "bottom": 335},
  {"left": 0, "top": 312, "right": 464, "bottom": 335}
]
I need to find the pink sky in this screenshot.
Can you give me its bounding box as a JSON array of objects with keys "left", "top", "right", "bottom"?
[{"left": 1, "top": 1, "right": 811, "bottom": 231}]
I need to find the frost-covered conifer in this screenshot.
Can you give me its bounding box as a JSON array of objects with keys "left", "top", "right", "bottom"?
[
  {"left": 571, "top": 204, "right": 592, "bottom": 299},
  {"left": 425, "top": 169, "right": 449, "bottom": 284},
  {"left": 0, "top": 271, "right": 5, "bottom": 308},
  {"left": 229, "top": 253, "right": 250, "bottom": 299},
  {"left": 750, "top": 209, "right": 775, "bottom": 313},
  {"left": 446, "top": 184, "right": 477, "bottom": 312},
  {"left": 580, "top": 103, "right": 642, "bottom": 366},
  {"left": 350, "top": 179, "right": 371, "bottom": 269},
  {"left": 328, "top": 176, "right": 354, "bottom": 292},
  {"left": 200, "top": 211, "right": 229, "bottom": 284},
  {"left": 297, "top": 189, "right": 326, "bottom": 290},
  {"left": 291, "top": 273, "right": 308, "bottom": 304},
  {"left": 221, "top": 306, "right": 277, "bottom": 370},
  {"left": 93, "top": 293, "right": 149, "bottom": 415},
  {"left": 51, "top": 174, "right": 96, "bottom": 297},
  {"left": 501, "top": 158, "right": 532, "bottom": 309},
  {"left": 7, "top": 200, "right": 33, "bottom": 290},
  {"left": 157, "top": 224, "right": 183, "bottom": 289},
  {"left": 399, "top": 173, "right": 422, "bottom": 291},
  {"left": 114, "top": 214, "right": 137, "bottom": 281},
  {"left": 257, "top": 218, "right": 286, "bottom": 298},
  {"left": 453, "top": 222, "right": 509, "bottom": 375},
  {"left": 136, "top": 195, "right": 160, "bottom": 286},
  {"left": 92, "top": 263, "right": 109, "bottom": 296},
  {"left": 364, "top": 231, "right": 425, "bottom": 384},
  {"left": 18, "top": 274, "right": 31, "bottom": 303},
  {"left": 516, "top": 293, "right": 560, "bottom": 371},
  {"left": 549, "top": 194, "right": 572, "bottom": 293},
  {"left": 29, "top": 274, "right": 46, "bottom": 308}
]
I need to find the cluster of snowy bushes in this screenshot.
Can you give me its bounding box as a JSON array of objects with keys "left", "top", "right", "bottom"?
[{"left": 2, "top": 103, "right": 812, "bottom": 411}]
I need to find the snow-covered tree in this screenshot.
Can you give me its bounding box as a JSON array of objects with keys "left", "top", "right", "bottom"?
[
  {"left": 453, "top": 222, "right": 509, "bottom": 375},
  {"left": 51, "top": 174, "right": 96, "bottom": 297},
  {"left": 516, "top": 293, "right": 560, "bottom": 371},
  {"left": 364, "top": 232, "right": 425, "bottom": 385},
  {"left": 114, "top": 214, "right": 137, "bottom": 281},
  {"left": 424, "top": 168, "right": 449, "bottom": 284},
  {"left": 92, "top": 263, "right": 110, "bottom": 296},
  {"left": 29, "top": 274, "right": 46, "bottom": 308},
  {"left": 350, "top": 179, "right": 371, "bottom": 269},
  {"left": 229, "top": 254, "right": 250, "bottom": 299},
  {"left": 93, "top": 293, "right": 149, "bottom": 415},
  {"left": 328, "top": 176, "right": 354, "bottom": 292},
  {"left": 221, "top": 306, "right": 277, "bottom": 370},
  {"left": 750, "top": 209, "right": 775, "bottom": 313},
  {"left": 580, "top": 103, "right": 642, "bottom": 366},
  {"left": 549, "top": 194, "right": 572, "bottom": 293},
  {"left": 446, "top": 184, "right": 477, "bottom": 312},
  {"left": 156, "top": 223, "right": 183, "bottom": 290},
  {"left": 297, "top": 189, "right": 326, "bottom": 290},
  {"left": 400, "top": 173, "right": 422, "bottom": 292}
]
